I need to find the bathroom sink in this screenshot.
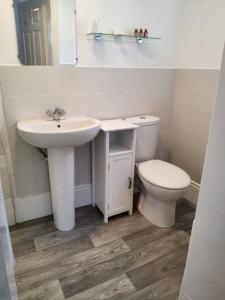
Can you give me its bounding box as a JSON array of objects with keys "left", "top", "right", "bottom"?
[
  {"left": 17, "top": 116, "right": 101, "bottom": 148},
  {"left": 17, "top": 116, "right": 101, "bottom": 232}
]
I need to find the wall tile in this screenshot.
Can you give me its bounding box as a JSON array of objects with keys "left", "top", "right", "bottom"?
[
  {"left": 173, "top": 92, "right": 216, "bottom": 117},
  {"left": 12, "top": 132, "right": 36, "bottom": 197},
  {"left": 32, "top": 148, "right": 50, "bottom": 195},
  {"left": 176, "top": 69, "right": 219, "bottom": 94},
  {"left": 0, "top": 67, "right": 176, "bottom": 96},
  {"left": 170, "top": 69, "right": 219, "bottom": 184},
  {"left": 0, "top": 66, "right": 218, "bottom": 199},
  {"left": 171, "top": 110, "right": 212, "bottom": 143},
  {"left": 169, "top": 131, "right": 208, "bottom": 183},
  {"left": 0, "top": 156, "right": 11, "bottom": 199},
  {"left": 4, "top": 91, "right": 173, "bottom": 125},
  {"left": 0, "top": 67, "right": 176, "bottom": 199}
]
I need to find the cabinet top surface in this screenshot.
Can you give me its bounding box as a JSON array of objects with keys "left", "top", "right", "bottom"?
[{"left": 101, "top": 119, "right": 138, "bottom": 132}]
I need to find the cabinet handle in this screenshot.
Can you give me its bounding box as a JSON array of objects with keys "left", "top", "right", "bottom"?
[{"left": 128, "top": 177, "right": 132, "bottom": 189}]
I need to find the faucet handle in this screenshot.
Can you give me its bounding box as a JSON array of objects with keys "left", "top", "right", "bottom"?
[
  {"left": 46, "top": 109, "right": 54, "bottom": 118},
  {"left": 55, "top": 107, "right": 66, "bottom": 116}
]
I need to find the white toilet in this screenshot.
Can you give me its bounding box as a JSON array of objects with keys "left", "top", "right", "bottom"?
[{"left": 125, "top": 115, "right": 191, "bottom": 228}]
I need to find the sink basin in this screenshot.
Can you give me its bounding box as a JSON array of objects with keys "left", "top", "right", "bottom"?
[
  {"left": 17, "top": 116, "right": 101, "bottom": 231},
  {"left": 17, "top": 116, "right": 101, "bottom": 148}
]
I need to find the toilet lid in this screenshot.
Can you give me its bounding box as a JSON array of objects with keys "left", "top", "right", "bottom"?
[{"left": 138, "top": 160, "right": 191, "bottom": 190}]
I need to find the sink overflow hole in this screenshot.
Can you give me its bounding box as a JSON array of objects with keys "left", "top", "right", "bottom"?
[{"left": 57, "top": 125, "right": 61, "bottom": 128}]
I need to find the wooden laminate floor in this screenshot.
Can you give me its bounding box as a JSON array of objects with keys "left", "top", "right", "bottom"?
[{"left": 10, "top": 200, "right": 195, "bottom": 300}]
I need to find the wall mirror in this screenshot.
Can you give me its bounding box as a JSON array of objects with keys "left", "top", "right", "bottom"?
[{"left": 13, "top": 0, "right": 77, "bottom": 66}]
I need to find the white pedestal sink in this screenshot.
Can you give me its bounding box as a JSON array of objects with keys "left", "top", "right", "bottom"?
[{"left": 17, "top": 116, "right": 101, "bottom": 231}]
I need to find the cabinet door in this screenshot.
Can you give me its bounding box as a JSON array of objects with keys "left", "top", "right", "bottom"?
[{"left": 108, "top": 154, "right": 133, "bottom": 216}]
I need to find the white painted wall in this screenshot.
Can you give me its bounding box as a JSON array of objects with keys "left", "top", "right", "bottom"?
[
  {"left": 76, "top": 0, "right": 186, "bottom": 67},
  {"left": 0, "top": 0, "right": 186, "bottom": 68},
  {"left": 57, "top": 0, "right": 76, "bottom": 65},
  {"left": 0, "top": 0, "right": 76, "bottom": 66},
  {"left": 1, "top": 0, "right": 225, "bottom": 69},
  {"left": 177, "top": 0, "right": 225, "bottom": 69},
  {"left": 0, "top": 0, "right": 20, "bottom": 65},
  {"left": 50, "top": 0, "right": 77, "bottom": 65},
  {"left": 179, "top": 48, "right": 225, "bottom": 300}
]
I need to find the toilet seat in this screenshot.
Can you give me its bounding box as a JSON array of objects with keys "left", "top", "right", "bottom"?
[{"left": 138, "top": 160, "right": 191, "bottom": 190}]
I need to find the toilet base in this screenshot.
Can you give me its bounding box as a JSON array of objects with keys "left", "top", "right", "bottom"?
[{"left": 138, "top": 191, "right": 176, "bottom": 228}]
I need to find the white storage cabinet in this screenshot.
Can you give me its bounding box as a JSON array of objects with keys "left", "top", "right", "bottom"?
[{"left": 92, "top": 119, "right": 137, "bottom": 223}]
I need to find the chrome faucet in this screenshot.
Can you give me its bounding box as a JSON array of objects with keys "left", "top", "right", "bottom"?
[{"left": 46, "top": 107, "right": 66, "bottom": 121}]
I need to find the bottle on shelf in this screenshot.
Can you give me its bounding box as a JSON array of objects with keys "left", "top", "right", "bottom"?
[
  {"left": 134, "top": 28, "right": 139, "bottom": 37},
  {"left": 144, "top": 29, "right": 148, "bottom": 38},
  {"left": 139, "top": 28, "right": 144, "bottom": 37}
]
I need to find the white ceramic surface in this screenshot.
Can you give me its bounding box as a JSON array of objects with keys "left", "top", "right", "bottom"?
[
  {"left": 138, "top": 175, "right": 188, "bottom": 228},
  {"left": 17, "top": 116, "right": 101, "bottom": 231},
  {"left": 138, "top": 160, "right": 191, "bottom": 190},
  {"left": 128, "top": 114, "right": 190, "bottom": 228},
  {"left": 17, "top": 116, "right": 101, "bottom": 148}
]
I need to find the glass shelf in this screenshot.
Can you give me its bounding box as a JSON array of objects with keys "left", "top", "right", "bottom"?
[{"left": 87, "top": 32, "right": 161, "bottom": 43}]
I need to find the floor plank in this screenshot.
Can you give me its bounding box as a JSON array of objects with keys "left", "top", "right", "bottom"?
[
  {"left": 60, "top": 231, "right": 189, "bottom": 298},
  {"left": 16, "top": 239, "right": 130, "bottom": 293},
  {"left": 123, "top": 225, "right": 172, "bottom": 250},
  {"left": 12, "top": 239, "right": 36, "bottom": 258},
  {"left": 16, "top": 235, "right": 94, "bottom": 274},
  {"left": 176, "top": 200, "right": 195, "bottom": 217},
  {"left": 175, "top": 212, "right": 195, "bottom": 233},
  {"left": 18, "top": 280, "right": 64, "bottom": 300},
  {"left": 126, "top": 245, "right": 187, "bottom": 290},
  {"left": 89, "top": 212, "right": 151, "bottom": 247},
  {"left": 75, "top": 205, "right": 103, "bottom": 226},
  {"left": 34, "top": 222, "right": 101, "bottom": 251},
  {"left": 10, "top": 215, "right": 54, "bottom": 232},
  {"left": 11, "top": 221, "right": 56, "bottom": 244},
  {"left": 159, "top": 293, "right": 179, "bottom": 300},
  {"left": 67, "top": 274, "right": 135, "bottom": 300},
  {"left": 11, "top": 202, "right": 195, "bottom": 300},
  {"left": 124, "top": 274, "right": 181, "bottom": 300},
  {"left": 10, "top": 205, "right": 101, "bottom": 233}
]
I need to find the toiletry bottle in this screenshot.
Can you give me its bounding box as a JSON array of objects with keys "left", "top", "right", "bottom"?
[
  {"left": 144, "top": 29, "right": 148, "bottom": 38},
  {"left": 134, "top": 29, "right": 138, "bottom": 37},
  {"left": 139, "top": 29, "right": 144, "bottom": 37}
]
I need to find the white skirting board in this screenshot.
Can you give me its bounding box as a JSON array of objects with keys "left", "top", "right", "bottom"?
[
  {"left": 13, "top": 184, "right": 92, "bottom": 223},
  {"left": 184, "top": 181, "right": 200, "bottom": 207},
  {"left": 10, "top": 181, "right": 199, "bottom": 223}
]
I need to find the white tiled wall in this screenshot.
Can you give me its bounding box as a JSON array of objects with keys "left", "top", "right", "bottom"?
[
  {"left": 0, "top": 66, "right": 176, "bottom": 200},
  {"left": 169, "top": 69, "right": 219, "bottom": 184},
  {"left": 0, "top": 89, "right": 15, "bottom": 225},
  {"left": 0, "top": 66, "right": 220, "bottom": 219}
]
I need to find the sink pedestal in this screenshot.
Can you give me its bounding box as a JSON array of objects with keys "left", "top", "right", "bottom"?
[{"left": 48, "top": 147, "right": 75, "bottom": 231}]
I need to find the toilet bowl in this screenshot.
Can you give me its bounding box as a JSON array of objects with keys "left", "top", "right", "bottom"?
[
  {"left": 125, "top": 115, "right": 191, "bottom": 228},
  {"left": 138, "top": 160, "right": 191, "bottom": 228}
]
